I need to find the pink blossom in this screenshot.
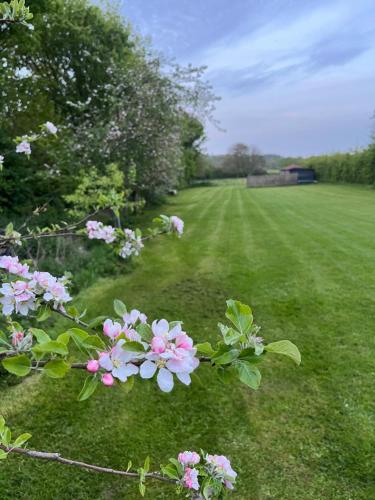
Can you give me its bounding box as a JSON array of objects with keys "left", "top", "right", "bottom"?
[
  {"left": 178, "top": 451, "right": 200, "bottom": 466},
  {"left": 205, "top": 455, "right": 237, "bottom": 487},
  {"left": 86, "top": 359, "right": 99, "bottom": 373},
  {"left": 140, "top": 320, "right": 199, "bottom": 392},
  {"left": 86, "top": 221, "right": 116, "bottom": 244},
  {"left": 101, "top": 373, "right": 114, "bottom": 386},
  {"left": 0, "top": 280, "right": 37, "bottom": 316},
  {"left": 103, "top": 319, "right": 122, "bottom": 340},
  {"left": 170, "top": 216, "right": 184, "bottom": 236},
  {"left": 11, "top": 330, "right": 24, "bottom": 347},
  {"left": 0, "top": 256, "right": 30, "bottom": 278},
  {"left": 99, "top": 339, "right": 139, "bottom": 382},
  {"left": 31, "top": 272, "right": 71, "bottom": 307},
  {"left": 16, "top": 141, "right": 31, "bottom": 155},
  {"left": 123, "top": 309, "right": 147, "bottom": 326},
  {"left": 183, "top": 467, "right": 199, "bottom": 490}
]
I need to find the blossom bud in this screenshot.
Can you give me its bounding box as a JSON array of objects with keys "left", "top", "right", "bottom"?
[
  {"left": 102, "top": 373, "right": 114, "bottom": 386},
  {"left": 86, "top": 359, "right": 99, "bottom": 373}
]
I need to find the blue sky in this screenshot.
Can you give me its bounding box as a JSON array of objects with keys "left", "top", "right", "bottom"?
[{"left": 116, "top": 0, "right": 375, "bottom": 156}]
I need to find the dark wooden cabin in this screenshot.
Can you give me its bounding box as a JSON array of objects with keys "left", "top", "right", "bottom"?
[{"left": 281, "top": 165, "right": 315, "bottom": 184}]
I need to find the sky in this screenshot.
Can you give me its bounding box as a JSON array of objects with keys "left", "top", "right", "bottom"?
[{"left": 115, "top": 0, "right": 375, "bottom": 157}]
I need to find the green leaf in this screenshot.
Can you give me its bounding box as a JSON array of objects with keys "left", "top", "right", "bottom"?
[
  {"left": 2, "top": 354, "right": 31, "bottom": 376},
  {"left": 122, "top": 341, "right": 145, "bottom": 353},
  {"left": 161, "top": 464, "right": 180, "bottom": 480},
  {"left": 32, "top": 341, "right": 68, "bottom": 356},
  {"left": 238, "top": 347, "right": 263, "bottom": 363},
  {"left": 43, "top": 360, "right": 70, "bottom": 379},
  {"left": 36, "top": 305, "right": 51, "bottom": 323},
  {"left": 78, "top": 376, "right": 98, "bottom": 401},
  {"left": 57, "top": 332, "right": 70, "bottom": 346},
  {"left": 13, "top": 433, "right": 32, "bottom": 447},
  {"left": 265, "top": 340, "right": 301, "bottom": 365},
  {"left": 143, "top": 456, "right": 150, "bottom": 473},
  {"left": 195, "top": 342, "right": 214, "bottom": 356},
  {"left": 0, "top": 450, "right": 7, "bottom": 460},
  {"left": 136, "top": 323, "right": 152, "bottom": 342},
  {"left": 138, "top": 482, "right": 146, "bottom": 497},
  {"left": 87, "top": 315, "right": 107, "bottom": 329},
  {"left": 234, "top": 360, "right": 261, "bottom": 390},
  {"left": 2, "top": 427, "right": 11, "bottom": 446},
  {"left": 30, "top": 328, "right": 51, "bottom": 344},
  {"left": 67, "top": 328, "right": 89, "bottom": 346},
  {"left": 0, "top": 416, "right": 5, "bottom": 434},
  {"left": 83, "top": 335, "right": 106, "bottom": 350},
  {"left": 113, "top": 299, "right": 127, "bottom": 317},
  {"left": 218, "top": 323, "right": 241, "bottom": 345},
  {"left": 212, "top": 349, "right": 239, "bottom": 365},
  {"left": 217, "top": 366, "right": 236, "bottom": 384},
  {"left": 225, "top": 299, "right": 253, "bottom": 335}
]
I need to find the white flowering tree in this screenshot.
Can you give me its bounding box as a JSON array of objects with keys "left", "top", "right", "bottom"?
[{"left": 0, "top": 3, "right": 301, "bottom": 499}]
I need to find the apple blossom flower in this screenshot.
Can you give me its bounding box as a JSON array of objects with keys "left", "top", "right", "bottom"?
[
  {"left": 205, "top": 454, "right": 237, "bottom": 489},
  {"left": 86, "top": 221, "right": 116, "bottom": 244},
  {"left": 139, "top": 320, "right": 199, "bottom": 392},
  {"left": 16, "top": 141, "right": 31, "bottom": 155},
  {"left": 118, "top": 229, "right": 144, "bottom": 259},
  {"left": 0, "top": 255, "right": 30, "bottom": 278},
  {"left": 11, "top": 330, "right": 24, "bottom": 347},
  {"left": 87, "top": 359, "right": 100, "bottom": 373},
  {"left": 99, "top": 339, "right": 139, "bottom": 382},
  {"left": 183, "top": 467, "right": 199, "bottom": 490},
  {"left": 31, "top": 271, "right": 71, "bottom": 307},
  {"left": 178, "top": 451, "right": 200, "bottom": 466},
  {"left": 170, "top": 216, "right": 184, "bottom": 236},
  {"left": 0, "top": 280, "right": 37, "bottom": 316},
  {"left": 123, "top": 309, "right": 147, "bottom": 326},
  {"left": 103, "top": 319, "right": 122, "bottom": 340},
  {"left": 0, "top": 155, "right": 4, "bottom": 167},
  {"left": 101, "top": 373, "right": 114, "bottom": 386},
  {"left": 44, "top": 121, "right": 58, "bottom": 134}
]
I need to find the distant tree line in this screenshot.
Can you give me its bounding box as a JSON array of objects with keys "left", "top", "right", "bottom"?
[
  {"left": 300, "top": 143, "right": 375, "bottom": 185},
  {"left": 196, "top": 143, "right": 267, "bottom": 179}
]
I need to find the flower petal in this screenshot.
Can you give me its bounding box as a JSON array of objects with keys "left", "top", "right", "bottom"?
[
  {"left": 157, "top": 368, "right": 174, "bottom": 392},
  {"left": 140, "top": 360, "right": 157, "bottom": 379},
  {"left": 176, "top": 372, "right": 191, "bottom": 385}
]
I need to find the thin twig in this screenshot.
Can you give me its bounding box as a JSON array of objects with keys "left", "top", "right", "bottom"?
[{"left": 0, "top": 444, "right": 175, "bottom": 484}]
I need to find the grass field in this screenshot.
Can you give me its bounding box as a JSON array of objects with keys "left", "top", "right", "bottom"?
[{"left": 1, "top": 181, "right": 375, "bottom": 499}]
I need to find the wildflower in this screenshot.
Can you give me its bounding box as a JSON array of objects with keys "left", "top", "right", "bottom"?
[
  {"left": 99, "top": 339, "right": 139, "bottom": 382},
  {"left": 16, "top": 141, "right": 31, "bottom": 155}
]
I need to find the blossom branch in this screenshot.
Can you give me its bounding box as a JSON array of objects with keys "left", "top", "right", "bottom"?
[{"left": 0, "top": 444, "right": 175, "bottom": 484}]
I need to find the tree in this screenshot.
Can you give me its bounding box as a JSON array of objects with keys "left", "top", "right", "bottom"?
[{"left": 222, "top": 143, "right": 266, "bottom": 177}]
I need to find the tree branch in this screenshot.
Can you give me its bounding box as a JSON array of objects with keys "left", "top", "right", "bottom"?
[{"left": 0, "top": 444, "right": 175, "bottom": 484}]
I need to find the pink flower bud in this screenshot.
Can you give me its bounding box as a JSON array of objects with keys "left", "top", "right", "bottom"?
[
  {"left": 102, "top": 373, "right": 114, "bottom": 386},
  {"left": 151, "top": 336, "right": 166, "bottom": 353},
  {"left": 86, "top": 359, "right": 99, "bottom": 373}
]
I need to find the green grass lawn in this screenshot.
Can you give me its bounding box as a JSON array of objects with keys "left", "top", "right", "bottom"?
[{"left": 1, "top": 181, "right": 375, "bottom": 499}]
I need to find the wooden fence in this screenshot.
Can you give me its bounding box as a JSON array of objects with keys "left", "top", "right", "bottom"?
[{"left": 247, "top": 173, "right": 298, "bottom": 188}]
